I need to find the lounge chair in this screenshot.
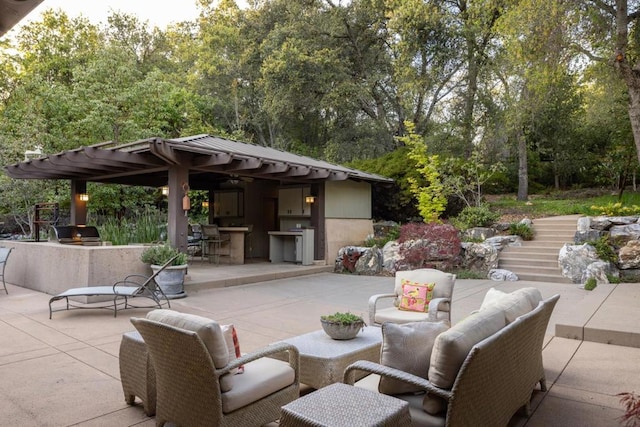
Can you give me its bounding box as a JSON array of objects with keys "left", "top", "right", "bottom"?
[
  {"left": 0, "top": 247, "right": 11, "bottom": 294},
  {"left": 48, "top": 255, "right": 178, "bottom": 319}
]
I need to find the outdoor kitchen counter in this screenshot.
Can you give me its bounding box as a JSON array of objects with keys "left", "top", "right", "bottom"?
[{"left": 216, "top": 227, "right": 249, "bottom": 265}]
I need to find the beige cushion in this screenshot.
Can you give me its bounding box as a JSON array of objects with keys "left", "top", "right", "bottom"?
[
  {"left": 428, "top": 307, "right": 506, "bottom": 390},
  {"left": 375, "top": 307, "right": 434, "bottom": 324},
  {"left": 146, "top": 309, "right": 229, "bottom": 368},
  {"left": 480, "top": 287, "right": 543, "bottom": 323},
  {"left": 394, "top": 269, "right": 455, "bottom": 308},
  {"left": 221, "top": 357, "right": 296, "bottom": 413},
  {"left": 379, "top": 321, "right": 450, "bottom": 394}
]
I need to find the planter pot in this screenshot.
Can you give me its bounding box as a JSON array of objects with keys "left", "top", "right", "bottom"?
[
  {"left": 150, "top": 264, "right": 188, "bottom": 297},
  {"left": 320, "top": 319, "right": 365, "bottom": 340}
]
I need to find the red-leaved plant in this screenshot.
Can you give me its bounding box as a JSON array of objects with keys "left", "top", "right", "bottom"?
[
  {"left": 395, "top": 222, "right": 461, "bottom": 271},
  {"left": 618, "top": 392, "right": 640, "bottom": 427}
]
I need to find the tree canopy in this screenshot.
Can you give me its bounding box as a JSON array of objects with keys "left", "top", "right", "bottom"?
[{"left": 0, "top": 0, "right": 638, "bottom": 225}]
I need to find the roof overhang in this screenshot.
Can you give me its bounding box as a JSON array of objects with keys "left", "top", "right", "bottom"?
[
  {"left": 4, "top": 134, "right": 393, "bottom": 189},
  {"left": 0, "top": 0, "right": 43, "bottom": 37}
]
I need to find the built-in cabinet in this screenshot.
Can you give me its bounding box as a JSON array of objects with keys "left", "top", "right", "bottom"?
[
  {"left": 278, "top": 187, "right": 311, "bottom": 216},
  {"left": 214, "top": 190, "right": 244, "bottom": 218}
]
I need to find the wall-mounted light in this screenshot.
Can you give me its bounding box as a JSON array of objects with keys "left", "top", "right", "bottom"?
[
  {"left": 305, "top": 196, "right": 316, "bottom": 204},
  {"left": 161, "top": 186, "right": 169, "bottom": 196},
  {"left": 202, "top": 201, "right": 209, "bottom": 208},
  {"left": 79, "top": 193, "right": 89, "bottom": 202}
]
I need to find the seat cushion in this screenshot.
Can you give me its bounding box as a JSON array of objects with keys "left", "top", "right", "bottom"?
[
  {"left": 375, "top": 306, "right": 433, "bottom": 324},
  {"left": 379, "top": 321, "right": 450, "bottom": 394},
  {"left": 428, "top": 307, "right": 506, "bottom": 390},
  {"left": 221, "top": 357, "right": 296, "bottom": 413},
  {"left": 146, "top": 309, "right": 229, "bottom": 368}
]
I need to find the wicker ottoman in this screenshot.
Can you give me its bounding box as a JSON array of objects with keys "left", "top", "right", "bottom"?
[
  {"left": 119, "top": 331, "right": 156, "bottom": 416},
  {"left": 280, "top": 382, "right": 411, "bottom": 426}
]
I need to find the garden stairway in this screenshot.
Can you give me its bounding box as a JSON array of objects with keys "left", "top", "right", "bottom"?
[{"left": 497, "top": 215, "right": 582, "bottom": 284}]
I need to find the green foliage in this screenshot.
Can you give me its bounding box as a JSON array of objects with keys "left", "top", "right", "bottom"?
[
  {"left": 451, "top": 205, "right": 500, "bottom": 230},
  {"left": 508, "top": 222, "right": 534, "bottom": 240},
  {"left": 589, "top": 202, "right": 640, "bottom": 216},
  {"left": 400, "top": 122, "right": 447, "bottom": 223},
  {"left": 589, "top": 236, "right": 618, "bottom": 264},
  {"left": 441, "top": 151, "right": 505, "bottom": 208},
  {"left": 95, "top": 207, "right": 166, "bottom": 245},
  {"left": 583, "top": 277, "right": 597, "bottom": 291},
  {"left": 364, "top": 224, "right": 400, "bottom": 248},
  {"left": 140, "top": 243, "right": 188, "bottom": 266},
  {"left": 452, "top": 269, "right": 487, "bottom": 279},
  {"left": 607, "top": 274, "right": 621, "bottom": 284},
  {"left": 320, "top": 312, "right": 364, "bottom": 325},
  {"left": 348, "top": 148, "right": 419, "bottom": 222}
]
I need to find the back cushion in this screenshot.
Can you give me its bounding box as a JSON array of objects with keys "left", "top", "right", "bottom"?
[
  {"left": 394, "top": 269, "right": 456, "bottom": 307},
  {"left": 480, "top": 287, "right": 543, "bottom": 323},
  {"left": 428, "top": 307, "right": 506, "bottom": 389},
  {"left": 146, "top": 309, "right": 229, "bottom": 368},
  {"left": 379, "top": 320, "right": 450, "bottom": 394}
]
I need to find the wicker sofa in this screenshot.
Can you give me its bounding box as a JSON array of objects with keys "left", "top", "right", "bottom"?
[{"left": 345, "top": 288, "right": 560, "bottom": 427}]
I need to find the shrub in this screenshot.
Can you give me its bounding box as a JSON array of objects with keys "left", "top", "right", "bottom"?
[
  {"left": 618, "top": 391, "right": 640, "bottom": 427},
  {"left": 451, "top": 204, "right": 500, "bottom": 230},
  {"left": 140, "top": 244, "right": 188, "bottom": 266},
  {"left": 364, "top": 224, "right": 400, "bottom": 247},
  {"left": 589, "top": 236, "right": 618, "bottom": 264},
  {"left": 590, "top": 202, "right": 640, "bottom": 216},
  {"left": 396, "top": 222, "right": 461, "bottom": 270},
  {"left": 607, "top": 274, "right": 621, "bottom": 284},
  {"left": 584, "top": 277, "right": 597, "bottom": 291},
  {"left": 509, "top": 222, "right": 534, "bottom": 240}
]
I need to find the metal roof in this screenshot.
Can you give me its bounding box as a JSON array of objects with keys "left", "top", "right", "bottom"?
[
  {"left": 0, "top": 0, "right": 43, "bottom": 37},
  {"left": 4, "top": 134, "right": 392, "bottom": 188}
]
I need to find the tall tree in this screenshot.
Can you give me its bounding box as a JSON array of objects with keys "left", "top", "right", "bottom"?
[{"left": 579, "top": 0, "right": 640, "bottom": 165}]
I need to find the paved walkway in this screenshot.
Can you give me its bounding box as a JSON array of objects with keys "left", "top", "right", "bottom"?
[{"left": 0, "top": 263, "right": 638, "bottom": 426}]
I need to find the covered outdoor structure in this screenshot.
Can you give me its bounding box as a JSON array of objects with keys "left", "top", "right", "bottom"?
[
  {"left": 4, "top": 134, "right": 392, "bottom": 262},
  {"left": 0, "top": 0, "right": 43, "bottom": 37}
]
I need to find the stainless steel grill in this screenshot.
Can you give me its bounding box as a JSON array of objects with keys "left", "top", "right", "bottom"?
[{"left": 49, "top": 226, "right": 102, "bottom": 246}]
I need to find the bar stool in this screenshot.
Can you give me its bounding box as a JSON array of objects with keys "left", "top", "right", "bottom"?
[
  {"left": 201, "top": 224, "right": 227, "bottom": 264},
  {"left": 244, "top": 224, "right": 253, "bottom": 260}
]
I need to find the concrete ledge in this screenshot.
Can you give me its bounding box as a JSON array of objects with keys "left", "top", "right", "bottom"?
[
  {"left": 555, "top": 283, "right": 640, "bottom": 348},
  {"left": 2, "top": 241, "right": 149, "bottom": 302}
]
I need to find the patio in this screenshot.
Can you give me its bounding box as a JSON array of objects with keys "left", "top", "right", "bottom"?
[{"left": 0, "top": 262, "right": 639, "bottom": 426}]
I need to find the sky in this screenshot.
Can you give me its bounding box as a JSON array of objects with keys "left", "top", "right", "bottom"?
[{"left": 16, "top": 0, "right": 204, "bottom": 31}]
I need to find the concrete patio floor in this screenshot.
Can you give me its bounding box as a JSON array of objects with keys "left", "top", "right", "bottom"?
[{"left": 1, "top": 261, "right": 639, "bottom": 426}]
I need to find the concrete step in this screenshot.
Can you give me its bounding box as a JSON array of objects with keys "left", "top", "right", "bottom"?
[
  {"left": 497, "top": 215, "right": 581, "bottom": 284},
  {"left": 498, "top": 258, "right": 559, "bottom": 268},
  {"left": 514, "top": 271, "right": 573, "bottom": 284}
]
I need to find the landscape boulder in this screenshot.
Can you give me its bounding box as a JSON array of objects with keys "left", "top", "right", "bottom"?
[
  {"left": 488, "top": 268, "right": 518, "bottom": 281},
  {"left": 558, "top": 243, "right": 601, "bottom": 284}
]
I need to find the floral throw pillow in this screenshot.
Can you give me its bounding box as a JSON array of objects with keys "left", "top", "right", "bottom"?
[{"left": 398, "top": 279, "right": 435, "bottom": 312}]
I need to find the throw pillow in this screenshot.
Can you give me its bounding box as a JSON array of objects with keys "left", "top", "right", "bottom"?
[
  {"left": 398, "top": 279, "right": 435, "bottom": 312},
  {"left": 379, "top": 320, "right": 450, "bottom": 395},
  {"left": 220, "top": 324, "right": 244, "bottom": 393}
]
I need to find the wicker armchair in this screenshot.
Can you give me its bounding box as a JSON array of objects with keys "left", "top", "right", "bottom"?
[
  {"left": 131, "top": 316, "right": 299, "bottom": 427},
  {"left": 368, "top": 268, "right": 456, "bottom": 326}
]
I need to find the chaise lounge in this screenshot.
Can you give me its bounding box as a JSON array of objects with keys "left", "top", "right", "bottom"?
[{"left": 48, "top": 255, "right": 178, "bottom": 318}]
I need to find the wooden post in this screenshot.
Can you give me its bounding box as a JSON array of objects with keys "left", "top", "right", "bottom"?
[
  {"left": 167, "top": 166, "right": 189, "bottom": 253},
  {"left": 70, "top": 180, "right": 87, "bottom": 225}
]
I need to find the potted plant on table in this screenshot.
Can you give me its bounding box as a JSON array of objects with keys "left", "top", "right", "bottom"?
[
  {"left": 320, "top": 311, "right": 366, "bottom": 340},
  {"left": 140, "top": 244, "right": 188, "bottom": 297}
]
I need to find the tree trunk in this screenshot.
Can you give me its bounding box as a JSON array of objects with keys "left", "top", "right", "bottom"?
[{"left": 517, "top": 129, "right": 528, "bottom": 201}]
